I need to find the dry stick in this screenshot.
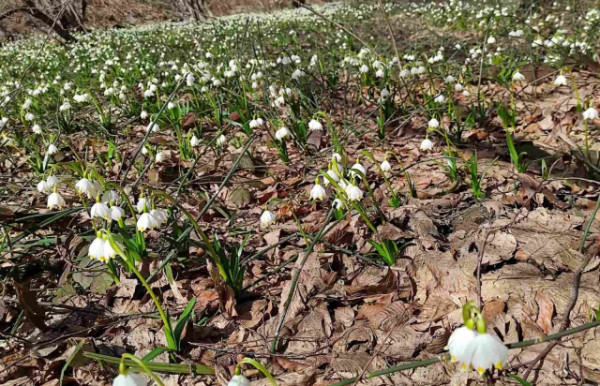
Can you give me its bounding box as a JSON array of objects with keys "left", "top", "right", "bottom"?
[
  {"left": 118, "top": 76, "right": 188, "bottom": 184},
  {"left": 330, "top": 318, "right": 600, "bottom": 386},
  {"left": 270, "top": 207, "right": 336, "bottom": 353},
  {"left": 351, "top": 307, "right": 410, "bottom": 386},
  {"left": 521, "top": 196, "right": 600, "bottom": 381}
]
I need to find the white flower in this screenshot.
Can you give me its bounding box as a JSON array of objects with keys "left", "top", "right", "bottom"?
[
  {"left": 227, "top": 375, "right": 249, "bottom": 386},
  {"left": 428, "top": 118, "right": 440, "bottom": 128},
  {"left": 380, "top": 160, "right": 391, "bottom": 172},
  {"left": 512, "top": 71, "right": 525, "bottom": 81},
  {"left": 167, "top": 102, "right": 176, "bottom": 110},
  {"left": 102, "top": 190, "right": 119, "bottom": 204},
  {"left": 249, "top": 119, "right": 262, "bottom": 129},
  {"left": 454, "top": 83, "right": 464, "bottom": 92},
  {"left": 216, "top": 134, "right": 226, "bottom": 147},
  {"left": 59, "top": 102, "right": 71, "bottom": 112},
  {"left": 113, "top": 372, "right": 147, "bottom": 386},
  {"left": 420, "top": 138, "right": 434, "bottom": 151},
  {"left": 150, "top": 209, "right": 168, "bottom": 225},
  {"left": 554, "top": 75, "right": 568, "bottom": 86},
  {"left": 583, "top": 107, "right": 599, "bottom": 120},
  {"left": 375, "top": 69, "right": 385, "bottom": 78},
  {"left": 136, "top": 197, "right": 149, "bottom": 213},
  {"left": 332, "top": 153, "right": 342, "bottom": 162},
  {"left": 190, "top": 135, "right": 200, "bottom": 147},
  {"left": 445, "top": 75, "right": 455, "bottom": 83},
  {"left": 326, "top": 168, "right": 340, "bottom": 184},
  {"left": 310, "top": 181, "right": 327, "bottom": 200},
  {"left": 275, "top": 127, "right": 291, "bottom": 140},
  {"left": 185, "top": 73, "right": 196, "bottom": 87},
  {"left": 155, "top": 152, "right": 165, "bottom": 163},
  {"left": 346, "top": 184, "right": 363, "bottom": 201},
  {"left": 359, "top": 64, "right": 369, "bottom": 73},
  {"left": 462, "top": 90, "right": 471, "bottom": 97},
  {"left": 332, "top": 198, "right": 344, "bottom": 209},
  {"left": 349, "top": 162, "right": 366, "bottom": 178},
  {"left": 463, "top": 333, "right": 508, "bottom": 374},
  {"left": 47, "top": 192, "right": 66, "bottom": 209},
  {"left": 89, "top": 238, "right": 110, "bottom": 263},
  {"left": 146, "top": 122, "right": 159, "bottom": 132},
  {"left": 37, "top": 180, "right": 49, "bottom": 193},
  {"left": 143, "top": 89, "right": 155, "bottom": 98},
  {"left": 260, "top": 210, "right": 276, "bottom": 226},
  {"left": 308, "top": 119, "right": 323, "bottom": 131},
  {"left": 91, "top": 202, "right": 111, "bottom": 220},
  {"left": 137, "top": 212, "right": 159, "bottom": 232},
  {"left": 25, "top": 112, "right": 35, "bottom": 121},
  {"left": 47, "top": 144, "right": 58, "bottom": 155},
  {"left": 487, "top": 36, "right": 496, "bottom": 44},
  {"left": 0, "top": 117, "right": 8, "bottom": 128},
  {"left": 110, "top": 206, "right": 125, "bottom": 221},
  {"left": 76, "top": 178, "right": 95, "bottom": 197},
  {"left": 447, "top": 326, "right": 478, "bottom": 368},
  {"left": 141, "top": 111, "right": 149, "bottom": 120},
  {"left": 434, "top": 95, "right": 446, "bottom": 103},
  {"left": 32, "top": 124, "right": 42, "bottom": 134},
  {"left": 46, "top": 175, "right": 58, "bottom": 189}
]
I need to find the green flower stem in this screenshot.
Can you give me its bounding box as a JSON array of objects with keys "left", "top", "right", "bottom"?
[
  {"left": 83, "top": 352, "right": 214, "bottom": 375},
  {"left": 121, "top": 354, "right": 165, "bottom": 386},
  {"left": 122, "top": 257, "right": 173, "bottom": 341},
  {"left": 152, "top": 190, "right": 226, "bottom": 282},
  {"left": 329, "top": 319, "right": 600, "bottom": 386}
]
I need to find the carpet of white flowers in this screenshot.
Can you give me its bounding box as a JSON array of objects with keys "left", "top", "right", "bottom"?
[{"left": 2, "top": 1, "right": 600, "bottom": 385}]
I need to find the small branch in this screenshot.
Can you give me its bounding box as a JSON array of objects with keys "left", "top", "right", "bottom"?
[{"left": 521, "top": 197, "right": 600, "bottom": 380}]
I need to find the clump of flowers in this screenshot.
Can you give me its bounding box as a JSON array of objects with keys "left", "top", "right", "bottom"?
[{"left": 446, "top": 302, "right": 508, "bottom": 375}]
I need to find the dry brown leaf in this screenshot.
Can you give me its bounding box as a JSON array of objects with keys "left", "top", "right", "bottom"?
[{"left": 535, "top": 290, "right": 554, "bottom": 334}]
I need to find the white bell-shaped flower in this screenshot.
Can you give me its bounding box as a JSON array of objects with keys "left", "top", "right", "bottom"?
[
  {"left": 37, "top": 180, "right": 49, "bottom": 193},
  {"left": 583, "top": 107, "right": 599, "bottom": 120},
  {"left": 227, "top": 374, "right": 250, "bottom": 386},
  {"left": 47, "top": 192, "right": 66, "bottom": 209},
  {"left": 110, "top": 206, "right": 125, "bottom": 221},
  {"left": 91, "top": 202, "right": 111, "bottom": 220},
  {"left": 332, "top": 198, "right": 344, "bottom": 209},
  {"left": 346, "top": 184, "right": 363, "bottom": 201},
  {"left": 102, "top": 190, "right": 119, "bottom": 204},
  {"left": 275, "top": 127, "right": 291, "bottom": 140},
  {"left": 76, "top": 178, "right": 95, "bottom": 196},
  {"left": 447, "top": 326, "right": 478, "bottom": 368},
  {"left": 554, "top": 75, "right": 567, "bottom": 86},
  {"left": 308, "top": 120, "right": 323, "bottom": 131},
  {"left": 137, "top": 212, "right": 159, "bottom": 232},
  {"left": 326, "top": 168, "right": 340, "bottom": 184},
  {"left": 349, "top": 162, "right": 366, "bottom": 178},
  {"left": 46, "top": 175, "right": 59, "bottom": 189},
  {"left": 150, "top": 209, "right": 168, "bottom": 225},
  {"left": 260, "top": 210, "right": 276, "bottom": 226},
  {"left": 155, "top": 152, "right": 165, "bottom": 163},
  {"left": 216, "top": 134, "right": 226, "bottom": 146},
  {"left": 463, "top": 332, "right": 508, "bottom": 374},
  {"left": 190, "top": 135, "right": 200, "bottom": 147},
  {"left": 332, "top": 153, "right": 342, "bottom": 162},
  {"left": 310, "top": 180, "right": 327, "bottom": 200},
  {"left": 380, "top": 160, "right": 391, "bottom": 172},
  {"left": 113, "top": 372, "right": 147, "bottom": 386},
  {"left": 47, "top": 144, "right": 58, "bottom": 155},
  {"left": 512, "top": 71, "right": 525, "bottom": 82},
  {"left": 420, "top": 138, "right": 434, "bottom": 151},
  {"left": 428, "top": 118, "right": 440, "bottom": 128},
  {"left": 136, "top": 197, "right": 149, "bottom": 213},
  {"left": 89, "top": 237, "right": 109, "bottom": 262}
]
